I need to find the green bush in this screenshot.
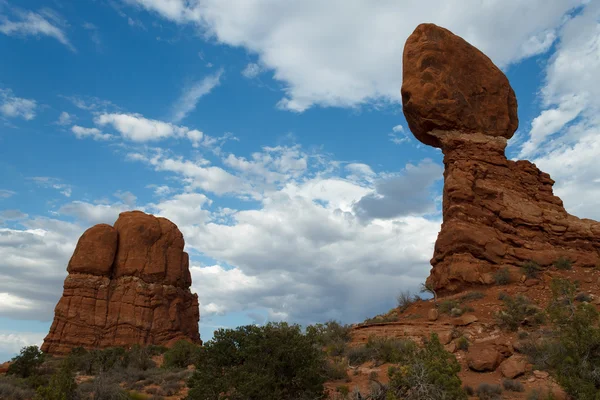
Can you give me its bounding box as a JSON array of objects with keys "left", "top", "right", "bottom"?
[
  {"left": 186, "top": 322, "right": 327, "bottom": 400},
  {"left": 386, "top": 333, "right": 466, "bottom": 400},
  {"left": 325, "top": 359, "right": 349, "bottom": 381},
  {"left": 163, "top": 340, "right": 201, "bottom": 369},
  {"left": 496, "top": 294, "right": 545, "bottom": 331},
  {"left": 346, "top": 346, "right": 372, "bottom": 366},
  {"left": 34, "top": 360, "right": 77, "bottom": 400},
  {"left": 553, "top": 257, "right": 573, "bottom": 270},
  {"left": 522, "top": 261, "right": 542, "bottom": 279},
  {"left": 7, "top": 346, "right": 45, "bottom": 378},
  {"left": 363, "top": 336, "right": 417, "bottom": 365},
  {"left": 518, "top": 277, "right": 600, "bottom": 399},
  {"left": 126, "top": 344, "right": 155, "bottom": 371},
  {"left": 493, "top": 267, "right": 511, "bottom": 285},
  {"left": 456, "top": 336, "right": 469, "bottom": 351},
  {"left": 306, "top": 320, "right": 352, "bottom": 356},
  {"left": 93, "top": 347, "right": 129, "bottom": 373},
  {"left": 439, "top": 299, "right": 461, "bottom": 315}
]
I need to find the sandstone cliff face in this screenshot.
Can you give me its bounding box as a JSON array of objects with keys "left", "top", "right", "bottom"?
[
  {"left": 42, "top": 211, "right": 200, "bottom": 354},
  {"left": 402, "top": 23, "right": 600, "bottom": 293}
]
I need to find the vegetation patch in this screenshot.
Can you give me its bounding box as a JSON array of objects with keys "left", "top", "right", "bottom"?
[
  {"left": 386, "top": 333, "right": 466, "bottom": 400},
  {"left": 521, "top": 261, "right": 542, "bottom": 279},
  {"left": 496, "top": 294, "right": 545, "bottom": 331},
  {"left": 493, "top": 267, "right": 511, "bottom": 285},
  {"left": 476, "top": 383, "right": 502, "bottom": 400},
  {"left": 502, "top": 378, "right": 524, "bottom": 392},
  {"left": 553, "top": 256, "right": 573, "bottom": 270}
]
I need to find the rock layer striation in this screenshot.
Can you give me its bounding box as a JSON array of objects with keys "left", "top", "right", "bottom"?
[
  {"left": 42, "top": 211, "right": 200, "bottom": 354},
  {"left": 402, "top": 23, "right": 600, "bottom": 293}
]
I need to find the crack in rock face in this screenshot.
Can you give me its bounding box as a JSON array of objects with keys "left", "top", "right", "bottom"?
[
  {"left": 401, "top": 23, "right": 600, "bottom": 294},
  {"left": 42, "top": 210, "right": 200, "bottom": 354}
]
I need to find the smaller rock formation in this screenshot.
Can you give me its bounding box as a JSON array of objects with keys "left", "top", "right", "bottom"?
[
  {"left": 42, "top": 211, "right": 200, "bottom": 354},
  {"left": 401, "top": 23, "right": 600, "bottom": 293}
]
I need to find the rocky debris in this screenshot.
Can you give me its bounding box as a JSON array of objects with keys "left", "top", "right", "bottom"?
[
  {"left": 533, "top": 370, "right": 550, "bottom": 379},
  {"left": 453, "top": 314, "right": 478, "bottom": 326},
  {"left": 41, "top": 211, "right": 200, "bottom": 355},
  {"left": 427, "top": 308, "right": 439, "bottom": 321},
  {"left": 438, "top": 331, "right": 452, "bottom": 345},
  {"left": 499, "top": 355, "right": 528, "bottom": 378},
  {"left": 467, "top": 344, "right": 504, "bottom": 372},
  {"left": 401, "top": 23, "right": 600, "bottom": 293}
]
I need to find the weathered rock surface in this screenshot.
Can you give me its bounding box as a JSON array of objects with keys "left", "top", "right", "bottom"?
[
  {"left": 467, "top": 345, "right": 504, "bottom": 372},
  {"left": 42, "top": 211, "right": 200, "bottom": 354},
  {"left": 499, "top": 355, "right": 528, "bottom": 378},
  {"left": 401, "top": 23, "right": 600, "bottom": 293}
]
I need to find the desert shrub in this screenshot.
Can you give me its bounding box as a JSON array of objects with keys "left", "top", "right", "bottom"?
[
  {"left": 157, "top": 380, "right": 182, "bottom": 396},
  {"left": 186, "top": 322, "right": 327, "bottom": 400},
  {"left": 346, "top": 346, "right": 372, "bottom": 366},
  {"left": 456, "top": 336, "right": 469, "bottom": 351},
  {"left": 575, "top": 292, "right": 592, "bottom": 303},
  {"left": 522, "top": 261, "right": 542, "bottom": 279},
  {"left": 527, "top": 389, "right": 541, "bottom": 400},
  {"left": 439, "top": 299, "right": 461, "bottom": 315},
  {"left": 502, "top": 378, "right": 524, "bottom": 392},
  {"left": 364, "top": 336, "right": 417, "bottom": 365},
  {"left": 493, "top": 267, "right": 511, "bottom": 285},
  {"left": 84, "top": 373, "right": 127, "bottom": 400},
  {"left": 553, "top": 257, "right": 573, "bottom": 270},
  {"left": 361, "top": 313, "right": 399, "bottom": 325},
  {"left": 496, "top": 294, "right": 545, "bottom": 331},
  {"left": 518, "top": 277, "right": 600, "bottom": 398},
  {"left": 460, "top": 291, "right": 485, "bottom": 302},
  {"left": 94, "top": 347, "right": 129, "bottom": 373},
  {"left": 34, "top": 359, "right": 77, "bottom": 400},
  {"left": 526, "top": 389, "right": 550, "bottom": 400},
  {"left": 147, "top": 345, "right": 168, "bottom": 355},
  {"left": 126, "top": 345, "right": 155, "bottom": 371},
  {"left": 336, "top": 384, "right": 350, "bottom": 398},
  {"left": 67, "top": 346, "right": 95, "bottom": 375},
  {"left": 367, "top": 380, "right": 388, "bottom": 400},
  {"left": 397, "top": 290, "right": 415, "bottom": 313},
  {"left": 498, "top": 292, "right": 509, "bottom": 301},
  {"left": 386, "top": 333, "right": 465, "bottom": 400},
  {"left": 0, "top": 375, "right": 36, "bottom": 400},
  {"left": 476, "top": 383, "right": 502, "bottom": 400},
  {"left": 162, "top": 340, "right": 201, "bottom": 369},
  {"left": 463, "top": 385, "right": 474, "bottom": 396},
  {"left": 7, "top": 346, "right": 45, "bottom": 378},
  {"left": 324, "top": 358, "right": 349, "bottom": 381}
]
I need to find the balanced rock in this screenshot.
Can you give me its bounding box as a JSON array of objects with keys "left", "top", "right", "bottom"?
[
  {"left": 41, "top": 211, "right": 200, "bottom": 354},
  {"left": 401, "top": 23, "right": 600, "bottom": 293}
]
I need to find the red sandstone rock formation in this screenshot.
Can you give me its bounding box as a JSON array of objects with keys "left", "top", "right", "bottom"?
[
  {"left": 402, "top": 23, "right": 600, "bottom": 293},
  {"left": 42, "top": 211, "right": 200, "bottom": 354}
]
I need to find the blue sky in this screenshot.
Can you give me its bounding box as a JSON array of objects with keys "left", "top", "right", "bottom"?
[{"left": 1, "top": 0, "right": 599, "bottom": 361}]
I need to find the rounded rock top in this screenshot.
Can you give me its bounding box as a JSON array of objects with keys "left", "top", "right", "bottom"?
[{"left": 401, "top": 23, "right": 518, "bottom": 148}]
